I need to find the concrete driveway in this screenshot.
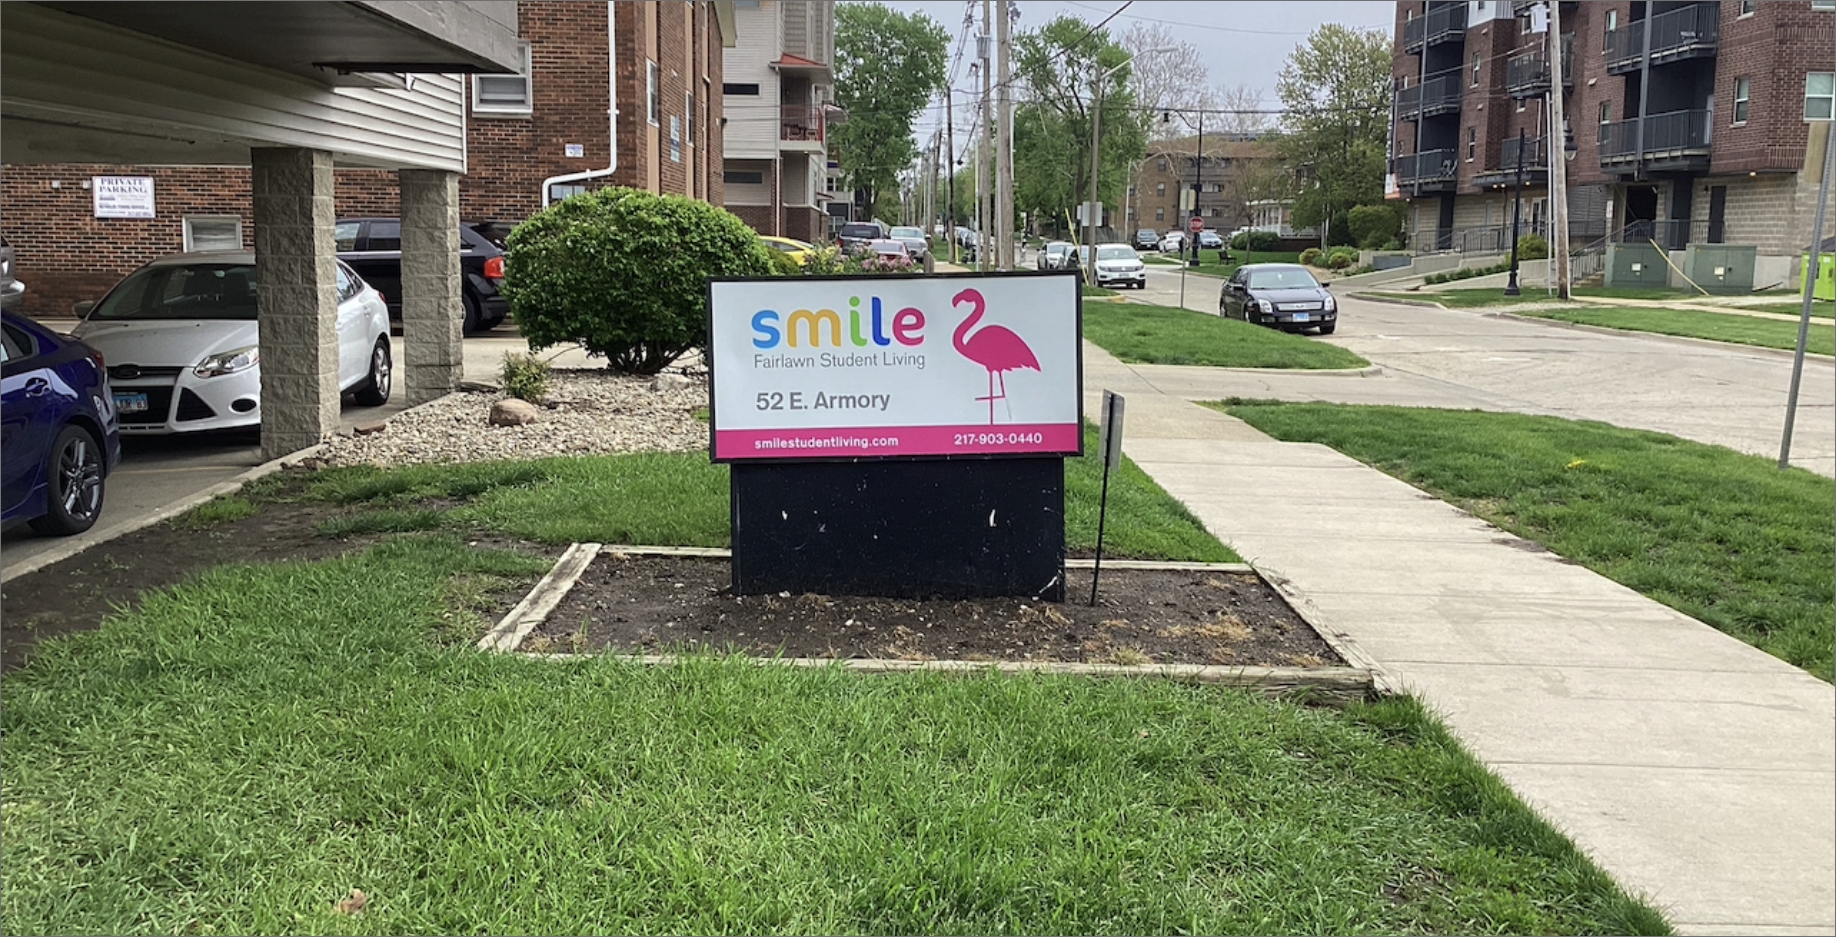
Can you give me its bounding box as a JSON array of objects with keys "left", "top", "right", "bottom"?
[{"left": 1118, "top": 264, "right": 1835, "bottom": 476}]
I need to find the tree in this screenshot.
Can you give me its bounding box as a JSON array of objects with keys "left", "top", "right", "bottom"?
[
  {"left": 1273, "top": 24, "right": 1392, "bottom": 235},
  {"left": 832, "top": 3, "right": 947, "bottom": 218},
  {"left": 1213, "top": 83, "right": 1273, "bottom": 138},
  {"left": 1120, "top": 21, "right": 1216, "bottom": 141},
  {"left": 1013, "top": 16, "right": 1147, "bottom": 235}
]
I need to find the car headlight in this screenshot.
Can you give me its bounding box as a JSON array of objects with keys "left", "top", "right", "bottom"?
[
  {"left": 1257, "top": 298, "right": 1274, "bottom": 314},
  {"left": 1324, "top": 294, "right": 1337, "bottom": 311},
  {"left": 194, "top": 345, "right": 260, "bottom": 378}
]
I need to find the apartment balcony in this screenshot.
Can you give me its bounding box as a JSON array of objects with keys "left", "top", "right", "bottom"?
[
  {"left": 1599, "top": 109, "right": 1713, "bottom": 172},
  {"left": 1395, "top": 148, "right": 1458, "bottom": 192},
  {"left": 1401, "top": 3, "right": 1467, "bottom": 53},
  {"left": 779, "top": 104, "right": 827, "bottom": 152},
  {"left": 1605, "top": 3, "right": 1720, "bottom": 74},
  {"left": 1504, "top": 34, "right": 1573, "bottom": 97},
  {"left": 1396, "top": 74, "right": 1464, "bottom": 122},
  {"left": 1474, "top": 135, "right": 1550, "bottom": 188}
]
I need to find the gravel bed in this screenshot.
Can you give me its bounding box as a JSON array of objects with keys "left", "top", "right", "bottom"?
[{"left": 317, "top": 369, "right": 710, "bottom": 468}]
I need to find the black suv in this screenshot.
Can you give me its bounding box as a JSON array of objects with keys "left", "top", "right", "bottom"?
[
  {"left": 335, "top": 218, "right": 509, "bottom": 334},
  {"left": 1132, "top": 229, "right": 1159, "bottom": 251},
  {"left": 836, "top": 221, "right": 886, "bottom": 253}
]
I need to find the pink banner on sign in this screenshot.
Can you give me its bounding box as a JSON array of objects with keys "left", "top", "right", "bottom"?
[{"left": 715, "top": 422, "right": 1081, "bottom": 460}]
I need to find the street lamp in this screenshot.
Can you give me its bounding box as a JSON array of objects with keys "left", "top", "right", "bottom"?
[
  {"left": 1087, "top": 47, "right": 1174, "bottom": 283},
  {"left": 1504, "top": 128, "right": 1527, "bottom": 297}
]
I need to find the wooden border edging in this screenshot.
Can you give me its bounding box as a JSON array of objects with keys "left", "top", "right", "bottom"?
[
  {"left": 522, "top": 653, "right": 1375, "bottom": 706},
  {"left": 477, "top": 542, "right": 602, "bottom": 653}
]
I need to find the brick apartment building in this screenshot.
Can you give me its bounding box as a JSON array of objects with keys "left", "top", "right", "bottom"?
[
  {"left": 1390, "top": 0, "right": 1836, "bottom": 286},
  {"left": 720, "top": 0, "right": 842, "bottom": 243},
  {"left": 1, "top": 1, "right": 736, "bottom": 319},
  {"left": 1127, "top": 135, "right": 1275, "bottom": 238}
]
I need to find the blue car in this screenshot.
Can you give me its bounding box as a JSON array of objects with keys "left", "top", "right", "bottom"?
[{"left": 2, "top": 311, "right": 121, "bottom": 536}]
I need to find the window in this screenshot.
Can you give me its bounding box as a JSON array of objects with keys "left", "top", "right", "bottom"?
[
  {"left": 1472, "top": 52, "right": 1482, "bottom": 87},
  {"left": 647, "top": 60, "right": 660, "bottom": 125},
  {"left": 1816, "top": 1, "right": 1836, "bottom": 10},
  {"left": 1733, "top": 77, "right": 1751, "bottom": 123},
  {"left": 1466, "top": 127, "right": 1477, "bottom": 160},
  {"left": 1517, "top": 97, "right": 1527, "bottom": 113},
  {"left": 335, "top": 262, "right": 360, "bottom": 303},
  {"left": 724, "top": 170, "right": 765, "bottom": 185},
  {"left": 1605, "top": 10, "right": 1618, "bottom": 48},
  {"left": 1599, "top": 101, "right": 1612, "bottom": 140},
  {"left": 183, "top": 215, "right": 242, "bottom": 252},
  {"left": 366, "top": 221, "right": 401, "bottom": 252},
  {"left": 1, "top": 322, "right": 35, "bottom": 363},
  {"left": 548, "top": 184, "right": 588, "bottom": 201},
  {"left": 1155, "top": 208, "right": 1165, "bottom": 221},
  {"left": 723, "top": 82, "right": 760, "bottom": 96},
  {"left": 1127, "top": 185, "right": 1136, "bottom": 196},
  {"left": 1807, "top": 72, "right": 1835, "bottom": 120},
  {"left": 333, "top": 221, "right": 360, "bottom": 252},
  {"left": 1157, "top": 158, "right": 1167, "bottom": 171},
  {"left": 685, "top": 92, "right": 695, "bottom": 145},
  {"left": 1739, "top": 1, "right": 1756, "bottom": 14},
  {"left": 1209, "top": 207, "right": 1222, "bottom": 218},
  {"left": 474, "top": 42, "right": 533, "bottom": 114},
  {"left": 1156, "top": 182, "right": 1166, "bottom": 196}
]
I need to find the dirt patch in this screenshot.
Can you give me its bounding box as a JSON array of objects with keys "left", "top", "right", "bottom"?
[
  {"left": 529, "top": 554, "right": 1343, "bottom": 668},
  {"left": 0, "top": 475, "right": 553, "bottom": 673}
]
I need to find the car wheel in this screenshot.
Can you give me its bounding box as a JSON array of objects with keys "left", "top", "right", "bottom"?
[
  {"left": 354, "top": 336, "right": 392, "bottom": 406},
  {"left": 1319, "top": 323, "right": 1337, "bottom": 335},
  {"left": 462, "top": 293, "right": 481, "bottom": 336},
  {"left": 29, "top": 424, "right": 105, "bottom": 537}
]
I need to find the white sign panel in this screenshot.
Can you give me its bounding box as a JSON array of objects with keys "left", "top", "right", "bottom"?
[
  {"left": 92, "top": 176, "right": 155, "bottom": 219},
  {"left": 709, "top": 274, "right": 1082, "bottom": 461}
]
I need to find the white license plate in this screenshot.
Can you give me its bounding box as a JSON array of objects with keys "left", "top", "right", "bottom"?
[
  {"left": 1291, "top": 313, "right": 1311, "bottom": 322},
  {"left": 114, "top": 392, "right": 149, "bottom": 413}
]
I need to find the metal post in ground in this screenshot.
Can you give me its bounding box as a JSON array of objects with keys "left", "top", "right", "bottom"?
[
  {"left": 1779, "top": 99, "right": 1836, "bottom": 470},
  {"left": 1505, "top": 128, "right": 1526, "bottom": 296}
]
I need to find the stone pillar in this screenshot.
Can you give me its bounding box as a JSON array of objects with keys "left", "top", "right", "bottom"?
[
  {"left": 399, "top": 169, "right": 462, "bottom": 404},
  {"left": 252, "top": 147, "right": 339, "bottom": 461}
]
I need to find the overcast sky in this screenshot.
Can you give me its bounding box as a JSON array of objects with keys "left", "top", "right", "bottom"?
[{"left": 877, "top": 1, "right": 1397, "bottom": 161}]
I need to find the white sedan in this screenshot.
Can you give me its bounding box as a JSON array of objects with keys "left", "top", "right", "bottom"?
[{"left": 72, "top": 252, "right": 392, "bottom": 434}]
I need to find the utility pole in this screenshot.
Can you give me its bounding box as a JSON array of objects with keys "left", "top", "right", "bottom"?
[
  {"left": 978, "top": 0, "right": 994, "bottom": 272},
  {"left": 1088, "top": 67, "right": 1104, "bottom": 284},
  {"left": 1547, "top": 0, "right": 1572, "bottom": 298},
  {"left": 995, "top": 0, "right": 1014, "bottom": 270},
  {"left": 1190, "top": 109, "right": 1205, "bottom": 267},
  {"left": 945, "top": 87, "right": 958, "bottom": 264}
]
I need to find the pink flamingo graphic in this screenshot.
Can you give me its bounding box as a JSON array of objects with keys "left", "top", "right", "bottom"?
[{"left": 952, "top": 287, "right": 1040, "bottom": 424}]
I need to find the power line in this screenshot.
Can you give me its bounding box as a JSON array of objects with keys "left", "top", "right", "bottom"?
[{"left": 1060, "top": 0, "right": 1312, "bottom": 37}]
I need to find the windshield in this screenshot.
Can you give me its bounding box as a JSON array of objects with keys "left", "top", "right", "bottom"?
[
  {"left": 839, "top": 224, "right": 880, "bottom": 239},
  {"left": 888, "top": 227, "right": 924, "bottom": 239},
  {"left": 868, "top": 240, "right": 908, "bottom": 253},
  {"left": 1097, "top": 246, "right": 1138, "bottom": 261},
  {"left": 90, "top": 263, "right": 259, "bottom": 320},
  {"left": 1246, "top": 268, "right": 1321, "bottom": 290},
  {"left": 1045, "top": 243, "right": 1070, "bottom": 256}
]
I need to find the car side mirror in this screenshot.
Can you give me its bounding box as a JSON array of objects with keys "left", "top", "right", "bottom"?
[
  {"left": 1319, "top": 282, "right": 1332, "bottom": 288},
  {"left": 73, "top": 300, "right": 96, "bottom": 319}
]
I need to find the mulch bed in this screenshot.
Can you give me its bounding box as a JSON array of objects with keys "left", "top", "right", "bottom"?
[{"left": 526, "top": 553, "right": 1345, "bottom": 668}]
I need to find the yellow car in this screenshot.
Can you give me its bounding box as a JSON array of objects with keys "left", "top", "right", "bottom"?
[{"left": 760, "top": 236, "right": 815, "bottom": 266}]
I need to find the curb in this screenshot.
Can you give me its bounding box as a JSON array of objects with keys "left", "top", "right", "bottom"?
[
  {"left": 478, "top": 542, "right": 601, "bottom": 653},
  {"left": 1489, "top": 311, "right": 1836, "bottom": 362},
  {"left": 0, "top": 388, "right": 471, "bottom": 585},
  {"left": 1349, "top": 292, "right": 1447, "bottom": 310}
]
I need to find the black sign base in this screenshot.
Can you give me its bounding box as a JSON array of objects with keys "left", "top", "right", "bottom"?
[{"left": 731, "top": 458, "right": 1066, "bottom": 601}]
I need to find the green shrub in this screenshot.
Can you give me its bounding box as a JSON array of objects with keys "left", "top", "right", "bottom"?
[
  {"left": 1382, "top": 237, "right": 1405, "bottom": 251},
  {"left": 499, "top": 351, "right": 551, "bottom": 403},
  {"left": 1299, "top": 247, "right": 1323, "bottom": 266},
  {"left": 1515, "top": 232, "right": 1550, "bottom": 261},
  {"left": 802, "top": 245, "right": 847, "bottom": 275},
  {"left": 1326, "top": 247, "right": 1359, "bottom": 270},
  {"left": 764, "top": 247, "right": 803, "bottom": 277},
  {"left": 1346, "top": 204, "right": 1403, "bottom": 249},
  {"left": 1246, "top": 230, "right": 1281, "bottom": 252},
  {"left": 1327, "top": 215, "right": 1354, "bottom": 250},
  {"left": 501, "top": 186, "right": 774, "bottom": 374},
  {"left": 1230, "top": 231, "right": 1249, "bottom": 250}
]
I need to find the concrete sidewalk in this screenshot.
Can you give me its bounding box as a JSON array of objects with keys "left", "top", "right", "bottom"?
[{"left": 1084, "top": 342, "right": 1836, "bottom": 935}]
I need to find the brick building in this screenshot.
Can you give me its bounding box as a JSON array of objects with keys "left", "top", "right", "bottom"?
[
  {"left": 1390, "top": 0, "right": 1836, "bottom": 286},
  {"left": 720, "top": 0, "right": 842, "bottom": 243},
  {"left": 1127, "top": 135, "right": 1275, "bottom": 238},
  {"left": 1, "top": 1, "right": 737, "bottom": 320}
]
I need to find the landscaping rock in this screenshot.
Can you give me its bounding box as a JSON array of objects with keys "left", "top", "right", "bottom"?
[
  {"left": 649, "top": 373, "right": 691, "bottom": 392},
  {"left": 353, "top": 420, "right": 389, "bottom": 436},
  {"left": 489, "top": 398, "right": 542, "bottom": 426}
]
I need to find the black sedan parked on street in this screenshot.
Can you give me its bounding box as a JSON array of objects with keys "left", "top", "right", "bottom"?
[
  {"left": 335, "top": 218, "right": 509, "bottom": 334},
  {"left": 1218, "top": 263, "right": 1338, "bottom": 335}
]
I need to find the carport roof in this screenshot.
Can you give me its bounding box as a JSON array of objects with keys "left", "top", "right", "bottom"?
[{"left": 37, "top": 1, "right": 521, "bottom": 85}]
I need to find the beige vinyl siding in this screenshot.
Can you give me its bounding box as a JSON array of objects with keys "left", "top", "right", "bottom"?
[{"left": 2, "top": 3, "right": 467, "bottom": 171}]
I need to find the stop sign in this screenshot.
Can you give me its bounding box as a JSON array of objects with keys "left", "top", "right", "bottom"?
[{"left": 1187, "top": 215, "right": 1204, "bottom": 234}]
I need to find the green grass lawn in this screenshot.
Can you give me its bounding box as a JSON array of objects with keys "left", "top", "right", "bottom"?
[
  {"left": 1748, "top": 300, "right": 1834, "bottom": 319},
  {"left": 1213, "top": 402, "right": 1836, "bottom": 680},
  {"left": 1363, "top": 289, "right": 1545, "bottom": 309},
  {"left": 1083, "top": 301, "right": 1370, "bottom": 370},
  {"left": 1518, "top": 305, "right": 1836, "bottom": 355},
  {"left": 0, "top": 532, "right": 1669, "bottom": 935},
  {"left": 1082, "top": 284, "right": 1119, "bottom": 297},
  {"left": 291, "top": 428, "right": 1236, "bottom": 563}
]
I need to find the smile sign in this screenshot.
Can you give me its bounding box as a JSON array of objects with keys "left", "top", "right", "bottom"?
[{"left": 708, "top": 273, "right": 1081, "bottom": 461}]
